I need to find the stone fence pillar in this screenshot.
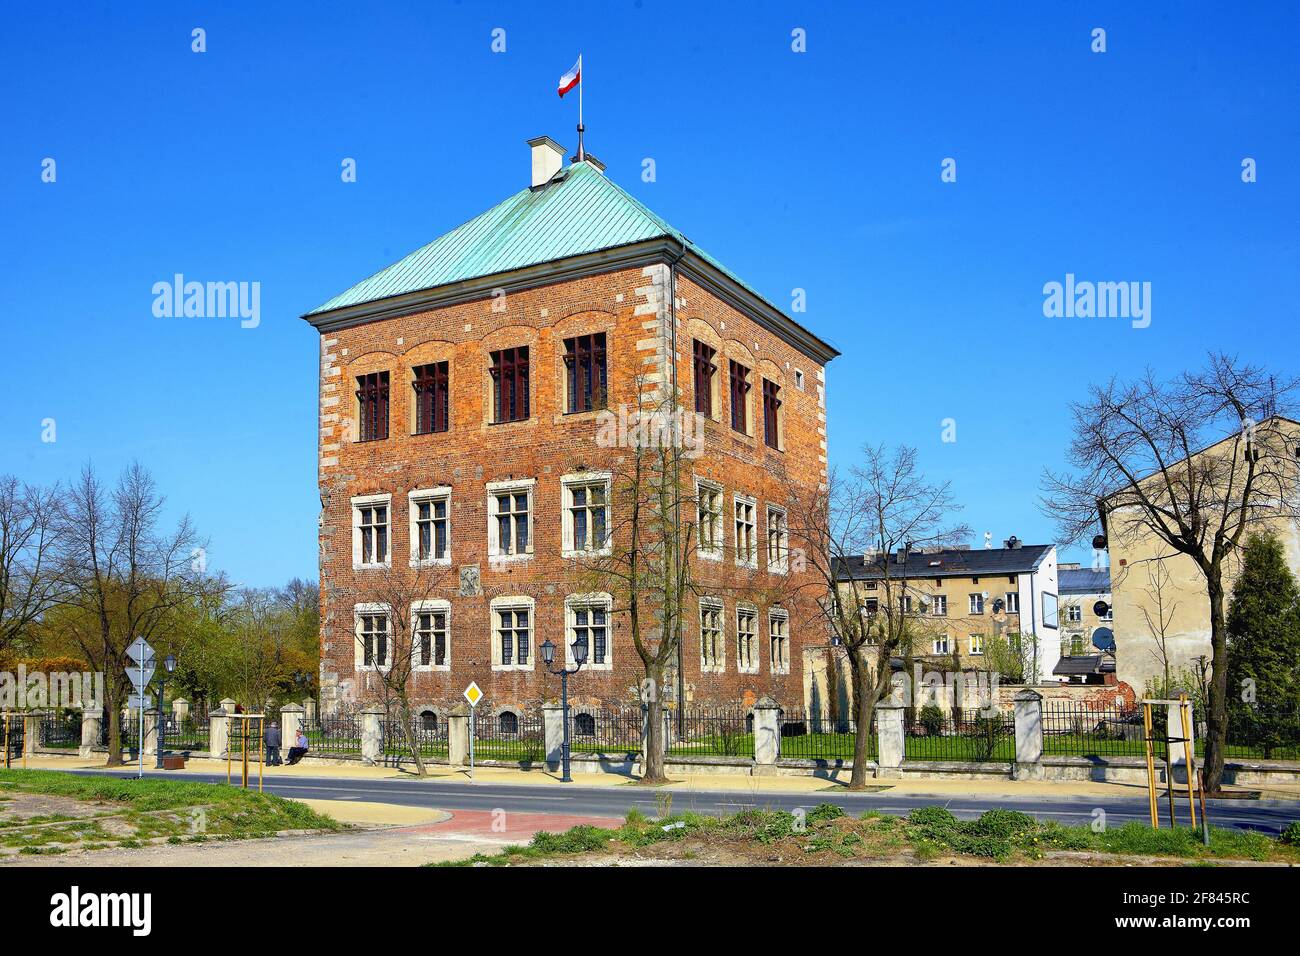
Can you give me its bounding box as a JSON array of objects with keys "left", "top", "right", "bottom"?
[
  {"left": 543, "top": 703, "right": 565, "bottom": 770},
  {"left": 280, "top": 704, "right": 304, "bottom": 754},
  {"left": 1013, "top": 689, "right": 1044, "bottom": 780},
  {"left": 23, "top": 713, "right": 41, "bottom": 757},
  {"left": 875, "top": 703, "right": 904, "bottom": 778},
  {"left": 143, "top": 709, "right": 161, "bottom": 758},
  {"left": 172, "top": 698, "right": 190, "bottom": 723},
  {"left": 81, "top": 707, "right": 103, "bottom": 759},
  {"left": 360, "top": 707, "right": 384, "bottom": 766},
  {"left": 304, "top": 698, "right": 318, "bottom": 724},
  {"left": 752, "top": 697, "right": 780, "bottom": 773},
  {"left": 210, "top": 698, "right": 237, "bottom": 759},
  {"left": 1166, "top": 697, "right": 1196, "bottom": 783},
  {"left": 447, "top": 704, "right": 470, "bottom": 767}
]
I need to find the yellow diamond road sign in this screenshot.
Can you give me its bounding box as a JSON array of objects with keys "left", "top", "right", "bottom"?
[{"left": 463, "top": 682, "right": 483, "bottom": 707}]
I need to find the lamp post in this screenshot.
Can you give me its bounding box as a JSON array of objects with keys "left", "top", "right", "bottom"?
[
  {"left": 540, "top": 634, "right": 587, "bottom": 783},
  {"left": 154, "top": 654, "right": 177, "bottom": 770}
]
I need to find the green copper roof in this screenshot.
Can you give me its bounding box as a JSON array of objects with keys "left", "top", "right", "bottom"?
[{"left": 307, "top": 161, "right": 758, "bottom": 317}]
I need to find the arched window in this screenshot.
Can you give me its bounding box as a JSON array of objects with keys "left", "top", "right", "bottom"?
[
  {"left": 498, "top": 711, "right": 519, "bottom": 735},
  {"left": 574, "top": 713, "right": 596, "bottom": 737},
  {"left": 420, "top": 711, "right": 438, "bottom": 732}
]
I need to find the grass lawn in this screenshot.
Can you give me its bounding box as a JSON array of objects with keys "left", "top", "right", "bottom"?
[
  {"left": 435, "top": 803, "right": 1300, "bottom": 868},
  {"left": 0, "top": 768, "right": 341, "bottom": 855}
]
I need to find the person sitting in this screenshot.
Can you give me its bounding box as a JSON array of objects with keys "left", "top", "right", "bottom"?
[{"left": 286, "top": 729, "right": 309, "bottom": 766}]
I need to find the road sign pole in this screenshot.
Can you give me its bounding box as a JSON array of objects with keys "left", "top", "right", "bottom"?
[
  {"left": 138, "top": 656, "right": 145, "bottom": 779},
  {"left": 469, "top": 703, "right": 475, "bottom": 781}
]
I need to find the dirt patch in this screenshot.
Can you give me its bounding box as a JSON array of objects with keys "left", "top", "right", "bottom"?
[{"left": 0, "top": 792, "right": 111, "bottom": 824}]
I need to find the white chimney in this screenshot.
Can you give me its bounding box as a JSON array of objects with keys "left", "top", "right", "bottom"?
[{"left": 527, "top": 136, "right": 565, "bottom": 188}]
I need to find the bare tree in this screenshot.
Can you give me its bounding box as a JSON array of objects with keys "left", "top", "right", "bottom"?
[
  {"left": 786, "top": 445, "right": 968, "bottom": 790},
  {"left": 351, "top": 562, "right": 454, "bottom": 777},
  {"left": 573, "top": 385, "right": 698, "bottom": 784},
  {"left": 1042, "top": 352, "right": 1299, "bottom": 791},
  {"left": 0, "top": 476, "right": 64, "bottom": 654},
  {"left": 1138, "top": 554, "right": 1181, "bottom": 695},
  {"left": 56, "top": 463, "right": 206, "bottom": 767}
]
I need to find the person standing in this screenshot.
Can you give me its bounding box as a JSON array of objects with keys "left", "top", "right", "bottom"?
[{"left": 265, "top": 721, "right": 282, "bottom": 766}]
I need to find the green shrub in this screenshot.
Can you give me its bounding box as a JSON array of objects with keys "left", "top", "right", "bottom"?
[
  {"left": 1280, "top": 822, "right": 1300, "bottom": 846},
  {"left": 807, "top": 803, "right": 846, "bottom": 825},
  {"left": 919, "top": 704, "right": 945, "bottom": 736},
  {"left": 967, "top": 808, "right": 1037, "bottom": 839},
  {"left": 529, "top": 825, "right": 611, "bottom": 855},
  {"left": 908, "top": 805, "right": 958, "bottom": 831}
]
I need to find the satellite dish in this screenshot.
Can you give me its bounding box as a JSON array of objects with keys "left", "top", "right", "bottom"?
[
  {"left": 1092, "top": 534, "right": 1108, "bottom": 550},
  {"left": 919, "top": 594, "right": 932, "bottom": 607},
  {"left": 1093, "top": 600, "right": 1110, "bottom": 617},
  {"left": 981, "top": 591, "right": 989, "bottom": 600},
  {"left": 992, "top": 598, "right": 1005, "bottom": 614},
  {"left": 1092, "top": 627, "right": 1115, "bottom": 652}
]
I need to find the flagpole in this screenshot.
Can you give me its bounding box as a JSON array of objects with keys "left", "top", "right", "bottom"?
[{"left": 577, "top": 53, "right": 585, "bottom": 161}]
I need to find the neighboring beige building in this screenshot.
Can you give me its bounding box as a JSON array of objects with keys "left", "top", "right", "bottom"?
[
  {"left": 1102, "top": 416, "right": 1300, "bottom": 694},
  {"left": 1053, "top": 565, "right": 1115, "bottom": 684}
]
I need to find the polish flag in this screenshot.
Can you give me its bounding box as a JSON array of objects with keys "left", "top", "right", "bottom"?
[{"left": 557, "top": 57, "right": 581, "bottom": 97}]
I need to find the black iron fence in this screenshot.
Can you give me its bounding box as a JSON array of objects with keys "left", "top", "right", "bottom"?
[
  {"left": 162, "top": 715, "right": 210, "bottom": 753},
  {"left": 779, "top": 707, "right": 873, "bottom": 760},
  {"left": 382, "top": 717, "right": 449, "bottom": 761},
  {"left": 1210, "top": 707, "right": 1300, "bottom": 761},
  {"left": 305, "top": 713, "right": 362, "bottom": 756},
  {"left": 473, "top": 711, "right": 545, "bottom": 763},
  {"left": 1042, "top": 701, "right": 1151, "bottom": 758},
  {"left": 39, "top": 712, "right": 81, "bottom": 749},
  {"left": 2, "top": 715, "right": 24, "bottom": 761},
  {"left": 667, "top": 707, "right": 752, "bottom": 757},
  {"left": 568, "top": 709, "right": 642, "bottom": 755},
  {"left": 904, "top": 711, "right": 1015, "bottom": 762}
]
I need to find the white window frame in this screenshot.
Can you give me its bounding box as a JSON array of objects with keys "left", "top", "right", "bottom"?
[
  {"left": 699, "top": 598, "right": 725, "bottom": 673},
  {"left": 733, "top": 493, "right": 758, "bottom": 569},
  {"left": 765, "top": 504, "right": 788, "bottom": 574},
  {"left": 410, "top": 599, "right": 451, "bottom": 672},
  {"left": 486, "top": 478, "right": 535, "bottom": 563},
  {"left": 408, "top": 487, "right": 452, "bottom": 568},
  {"left": 969, "top": 593, "right": 985, "bottom": 615},
  {"left": 768, "top": 609, "right": 790, "bottom": 675},
  {"left": 1005, "top": 591, "right": 1020, "bottom": 613},
  {"left": 351, "top": 493, "right": 392, "bottom": 570},
  {"left": 735, "top": 604, "right": 759, "bottom": 674},
  {"left": 931, "top": 594, "right": 948, "bottom": 616},
  {"left": 1042, "top": 592, "right": 1059, "bottom": 629},
  {"left": 560, "top": 472, "right": 612, "bottom": 558},
  {"left": 565, "top": 592, "right": 612, "bottom": 671},
  {"left": 969, "top": 633, "right": 984, "bottom": 656},
  {"left": 489, "top": 595, "right": 535, "bottom": 671},
  {"left": 1066, "top": 603, "right": 1082, "bottom": 624},
  {"left": 933, "top": 635, "right": 950, "bottom": 655},
  {"left": 696, "top": 478, "right": 724, "bottom": 561},
  {"left": 353, "top": 602, "right": 392, "bottom": 672}
]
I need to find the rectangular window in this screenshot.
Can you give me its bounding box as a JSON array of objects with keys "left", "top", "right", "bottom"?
[
  {"left": 496, "top": 605, "right": 531, "bottom": 667},
  {"left": 356, "top": 372, "right": 390, "bottom": 441},
  {"left": 734, "top": 496, "right": 757, "bottom": 567},
  {"left": 414, "top": 608, "right": 448, "bottom": 668},
  {"left": 933, "top": 636, "right": 950, "bottom": 655},
  {"left": 737, "top": 607, "right": 757, "bottom": 672},
  {"left": 1005, "top": 591, "right": 1020, "bottom": 613},
  {"left": 969, "top": 593, "right": 985, "bottom": 615},
  {"left": 900, "top": 594, "right": 913, "bottom": 615},
  {"left": 762, "top": 379, "right": 781, "bottom": 449},
  {"left": 359, "top": 612, "right": 389, "bottom": 668},
  {"left": 488, "top": 481, "right": 534, "bottom": 559},
  {"left": 490, "top": 346, "right": 530, "bottom": 423},
  {"left": 769, "top": 611, "right": 789, "bottom": 673},
  {"left": 1067, "top": 604, "right": 1082, "bottom": 623},
  {"left": 564, "top": 476, "right": 610, "bottom": 555},
  {"left": 693, "top": 340, "right": 716, "bottom": 417},
  {"left": 766, "top": 506, "right": 788, "bottom": 573},
  {"left": 863, "top": 597, "right": 879, "bottom": 615},
  {"left": 969, "top": 633, "right": 984, "bottom": 656},
  {"left": 413, "top": 362, "right": 449, "bottom": 434},
  {"left": 410, "top": 490, "right": 450, "bottom": 564},
  {"left": 569, "top": 598, "right": 609, "bottom": 667},
  {"left": 931, "top": 594, "right": 948, "bottom": 616},
  {"left": 358, "top": 503, "right": 389, "bottom": 565},
  {"left": 563, "top": 333, "right": 607, "bottom": 413},
  {"left": 700, "top": 601, "right": 723, "bottom": 671},
  {"left": 1042, "top": 592, "right": 1059, "bottom": 629},
  {"left": 729, "top": 360, "right": 751, "bottom": 433},
  {"left": 697, "top": 481, "right": 723, "bottom": 558}
]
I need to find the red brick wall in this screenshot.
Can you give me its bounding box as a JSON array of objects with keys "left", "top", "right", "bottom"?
[{"left": 314, "top": 263, "right": 829, "bottom": 718}]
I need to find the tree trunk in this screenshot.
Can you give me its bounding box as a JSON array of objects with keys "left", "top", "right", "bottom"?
[
  {"left": 848, "top": 655, "right": 874, "bottom": 790},
  {"left": 397, "top": 696, "right": 427, "bottom": 777},
  {"left": 1203, "top": 575, "right": 1229, "bottom": 792},
  {"left": 104, "top": 674, "right": 123, "bottom": 768},
  {"left": 641, "top": 665, "right": 667, "bottom": 784}
]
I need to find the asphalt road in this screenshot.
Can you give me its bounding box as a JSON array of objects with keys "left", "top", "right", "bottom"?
[{"left": 73, "top": 769, "right": 1298, "bottom": 835}]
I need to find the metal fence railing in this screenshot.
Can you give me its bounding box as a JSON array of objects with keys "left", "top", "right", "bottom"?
[
  {"left": 162, "top": 716, "right": 210, "bottom": 753},
  {"left": 667, "top": 707, "right": 752, "bottom": 757},
  {"left": 382, "top": 718, "right": 449, "bottom": 761},
  {"left": 1203, "top": 708, "right": 1300, "bottom": 762},
  {"left": 568, "top": 709, "right": 642, "bottom": 755},
  {"left": 39, "top": 712, "right": 82, "bottom": 749},
  {"left": 1042, "top": 701, "right": 1151, "bottom": 758},
  {"left": 473, "top": 711, "right": 545, "bottom": 763},
  {"left": 305, "top": 713, "right": 362, "bottom": 757},
  {"left": 2, "top": 716, "right": 24, "bottom": 761},
  {"left": 904, "top": 711, "right": 1015, "bottom": 762},
  {"left": 778, "top": 708, "right": 873, "bottom": 760}
]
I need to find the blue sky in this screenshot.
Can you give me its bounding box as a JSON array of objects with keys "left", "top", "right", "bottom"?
[{"left": 2, "top": 1, "right": 1296, "bottom": 587}]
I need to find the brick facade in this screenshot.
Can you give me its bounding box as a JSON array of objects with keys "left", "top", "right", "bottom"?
[{"left": 313, "top": 260, "right": 831, "bottom": 721}]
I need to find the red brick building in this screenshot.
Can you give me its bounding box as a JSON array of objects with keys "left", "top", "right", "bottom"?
[{"left": 303, "top": 138, "right": 838, "bottom": 721}]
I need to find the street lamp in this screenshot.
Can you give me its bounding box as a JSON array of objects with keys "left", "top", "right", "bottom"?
[
  {"left": 540, "top": 634, "right": 588, "bottom": 782},
  {"left": 154, "top": 654, "right": 177, "bottom": 770}
]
